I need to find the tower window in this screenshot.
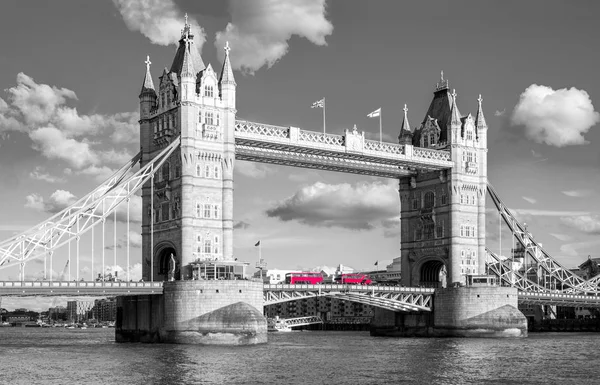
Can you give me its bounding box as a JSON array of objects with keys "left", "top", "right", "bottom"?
[
  {"left": 436, "top": 219, "right": 444, "bottom": 238},
  {"left": 441, "top": 194, "right": 448, "bottom": 205},
  {"left": 196, "top": 164, "right": 201, "bottom": 177},
  {"left": 423, "top": 134, "right": 429, "bottom": 148},
  {"left": 161, "top": 203, "right": 169, "bottom": 221},
  {"left": 196, "top": 203, "right": 202, "bottom": 218},
  {"left": 206, "top": 111, "right": 214, "bottom": 125},
  {"left": 205, "top": 85, "right": 214, "bottom": 98},
  {"left": 214, "top": 236, "right": 219, "bottom": 254},
  {"left": 205, "top": 165, "right": 210, "bottom": 178},
  {"left": 466, "top": 130, "right": 473, "bottom": 140},
  {"left": 162, "top": 163, "right": 170, "bottom": 181},
  {"left": 214, "top": 166, "right": 220, "bottom": 179},
  {"left": 216, "top": 113, "right": 220, "bottom": 126},
  {"left": 429, "top": 133, "right": 436, "bottom": 146},
  {"left": 424, "top": 223, "right": 434, "bottom": 240},
  {"left": 204, "top": 239, "right": 212, "bottom": 254},
  {"left": 423, "top": 191, "right": 435, "bottom": 209},
  {"left": 213, "top": 205, "right": 219, "bottom": 219},
  {"left": 204, "top": 204, "right": 211, "bottom": 218}
]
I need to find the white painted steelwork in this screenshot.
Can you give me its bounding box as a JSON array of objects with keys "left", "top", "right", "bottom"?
[
  {"left": 487, "top": 183, "right": 600, "bottom": 294},
  {"left": 0, "top": 280, "right": 163, "bottom": 296},
  {"left": 234, "top": 120, "right": 453, "bottom": 178},
  {"left": 0, "top": 138, "right": 181, "bottom": 272}
]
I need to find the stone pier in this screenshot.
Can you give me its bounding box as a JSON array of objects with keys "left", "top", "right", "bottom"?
[
  {"left": 116, "top": 280, "right": 267, "bottom": 345},
  {"left": 370, "top": 286, "right": 528, "bottom": 338}
]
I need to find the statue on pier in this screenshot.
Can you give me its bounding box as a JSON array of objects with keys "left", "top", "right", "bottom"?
[
  {"left": 439, "top": 264, "right": 447, "bottom": 288},
  {"left": 168, "top": 253, "right": 177, "bottom": 281}
]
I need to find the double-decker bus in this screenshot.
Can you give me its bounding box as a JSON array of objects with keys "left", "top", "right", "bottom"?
[
  {"left": 285, "top": 272, "right": 323, "bottom": 284},
  {"left": 335, "top": 273, "right": 372, "bottom": 285}
]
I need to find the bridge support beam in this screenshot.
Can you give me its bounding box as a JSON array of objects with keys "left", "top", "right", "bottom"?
[
  {"left": 370, "top": 286, "right": 527, "bottom": 337},
  {"left": 116, "top": 281, "right": 267, "bottom": 345}
]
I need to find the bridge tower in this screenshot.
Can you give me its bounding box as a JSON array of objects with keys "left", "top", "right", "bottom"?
[
  {"left": 399, "top": 74, "right": 487, "bottom": 287},
  {"left": 139, "top": 21, "right": 236, "bottom": 281}
]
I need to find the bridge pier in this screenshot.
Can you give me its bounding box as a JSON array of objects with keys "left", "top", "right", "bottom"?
[
  {"left": 116, "top": 280, "right": 267, "bottom": 345},
  {"left": 370, "top": 286, "right": 527, "bottom": 337}
]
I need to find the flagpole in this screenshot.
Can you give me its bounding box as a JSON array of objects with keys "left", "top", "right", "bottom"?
[
  {"left": 323, "top": 97, "right": 326, "bottom": 133},
  {"left": 379, "top": 109, "right": 382, "bottom": 143},
  {"left": 258, "top": 242, "right": 262, "bottom": 280}
]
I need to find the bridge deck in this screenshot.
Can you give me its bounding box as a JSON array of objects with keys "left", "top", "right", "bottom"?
[{"left": 234, "top": 120, "right": 454, "bottom": 178}]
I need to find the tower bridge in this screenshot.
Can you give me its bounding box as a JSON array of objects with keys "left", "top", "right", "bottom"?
[{"left": 1, "top": 18, "right": 599, "bottom": 343}]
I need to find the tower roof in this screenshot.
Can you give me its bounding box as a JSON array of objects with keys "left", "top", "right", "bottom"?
[
  {"left": 399, "top": 104, "right": 411, "bottom": 136},
  {"left": 219, "top": 41, "right": 236, "bottom": 85},
  {"left": 449, "top": 89, "right": 462, "bottom": 126},
  {"left": 475, "top": 94, "right": 487, "bottom": 130},
  {"left": 169, "top": 16, "right": 205, "bottom": 76},
  {"left": 420, "top": 75, "right": 455, "bottom": 143},
  {"left": 179, "top": 31, "right": 196, "bottom": 78},
  {"left": 140, "top": 55, "right": 155, "bottom": 94}
]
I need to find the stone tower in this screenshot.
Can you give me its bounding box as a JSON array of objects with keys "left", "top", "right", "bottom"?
[
  {"left": 139, "top": 21, "right": 236, "bottom": 281},
  {"left": 399, "top": 74, "right": 487, "bottom": 287}
]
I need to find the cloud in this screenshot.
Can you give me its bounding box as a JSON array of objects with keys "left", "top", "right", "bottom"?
[
  {"left": 561, "top": 215, "right": 600, "bottom": 235},
  {"left": 512, "top": 209, "right": 589, "bottom": 217},
  {"left": 112, "top": 0, "right": 206, "bottom": 49},
  {"left": 101, "top": 263, "right": 142, "bottom": 282},
  {"left": 215, "top": 0, "right": 333, "bottom": 74},
  {"left": 233, "top": 221, "right": 250, "bottom": 230},
  {"left": 1, "top": 73, "right": 138, "bottom": 171},
  {"left": 24, "top": 189, "right": 77, "bottom": 213},
  {"left": 562, "top": 189, "right": 593, "bottom": 198},
  {"left": 511, "top": 84, "right": 600, "bottom": 147},
  {"left": 266, "top": 181, "right": 398, "bottom": 230},
  {"left": 521, "top": 196, "right": 537, "bottom": 204},
  {"left": 559, "top": 239, "right": 600, "bottom": 259},
  {"left": 550, "top": 233, "right": 573, "bottom": 242},
  {"left": 29, "top": 166, "right": 66, "bottom": 183},
  {"left": 494, "top": 109, "right": 506, "bottom": 117},
  {"left": 235, "top": 161, "right": 275, "bottom": 179},
  {"left": 105, "top": 231, "right": 143, "bottom": 250}
]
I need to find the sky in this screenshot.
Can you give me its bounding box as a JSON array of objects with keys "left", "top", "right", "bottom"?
[{"left": 0, "top": 0, "right": 599, "bottom": 310}]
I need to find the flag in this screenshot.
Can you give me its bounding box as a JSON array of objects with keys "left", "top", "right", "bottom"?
[
  {"left": 367, "top": 108, "right": 381, "bottom": 118},
  {"left": 254, "top": 241, "right": 261, "bottom": 247},
  {"left": 374, "top": 260, "right": 379, "bottom": 266},
  {"left": 311, "top": 98, "right": 324, "bottom": 108}
]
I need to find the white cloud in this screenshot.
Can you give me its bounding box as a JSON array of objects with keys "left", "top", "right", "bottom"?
[
  {"left": 562, "top": 189, "right": 594, "bottom": 198},
  {"left": 235, "top": 161, "right": 275, "bottom": 179},
  {"left": 511, "top": 84, "right": 600, "bottom": 147},
  {"left": 29, "top": 126, "right": 99, "bottom": 169},
  {"left": 561, "top": 215, "right": 600, "bottom": 235},
  {"left": 112, "top": 0, "right": 205, "bottom": 49},
  {"left": 105, "top": 230, "right": 143, "bottom": 250},
  {"left": 24, "top": 189, "right": 77, "bottom": 214},
  {"left": 29, "top": 166, "right": 66, "bottom": 183},
  {"left": 521, "top": 196, "right": 537, "bottom": 204},
  {"left": 266, "top": 181, "right": 398, "bottom": 230},
  {"left": 103, "top": 263, "right": 142, "bottom": 281},
  {"left": 494, "top": 109, "right": 506, "bottom": 117},
  {"left": 550, "top": 233, "right": 573, "bottom": 242},
  {"left": 6, "top": 72, "right": 77, "bottom": 126},
  {"left": 559, "top": 239, "right": 600, "bottom": 259},
  {"left": 215, "top": 0, "right": 333, "bottom": 74},
  {"left": 77, "top": 165, "right": 116, "bottom": 182}
]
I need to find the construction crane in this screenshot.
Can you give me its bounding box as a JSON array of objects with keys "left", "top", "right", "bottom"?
[{"left": 48, "top": 260, "right": 70, "bottom": 323}]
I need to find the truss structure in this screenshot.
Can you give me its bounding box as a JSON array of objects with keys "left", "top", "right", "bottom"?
[
  {"left": 263, "top": 284, "right": 433, "bottom": 312},
  {"left": 282, "top": 316, "right": 323, "bottom": 327},
  {"left": 0, "top": 138, "right": 181, "bottom": 270},
  {"left": 487, "top": 183, "right": 600, "bottom": 295},
  {"left": 234, "top": 120, "right": 453, "bottom": 178}
]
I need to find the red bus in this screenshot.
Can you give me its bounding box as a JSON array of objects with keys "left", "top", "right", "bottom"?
[
  {"left": 285, "top": 272, "right": 323, "bottom": 284},
  {"left": 335, "top": 273, "right": 372, "bottom": 285}
]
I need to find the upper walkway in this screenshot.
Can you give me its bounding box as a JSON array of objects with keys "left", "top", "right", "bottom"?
[{"left": 234, "top": 120, "right": 454, "bottom": 178}]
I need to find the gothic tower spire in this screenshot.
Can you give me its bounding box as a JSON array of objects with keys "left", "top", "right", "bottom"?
[
  {"left": 398, "top": 104, "right": 412, "bottom": 145},
  {"left": 141, "top": 55, "right": 155, "bottom": 93},
  {"left": 475, "top": 94, "right": 487, "bottom": 131},
  {"left": 219, "top": 41, "right": 236, "bottom": 86}
]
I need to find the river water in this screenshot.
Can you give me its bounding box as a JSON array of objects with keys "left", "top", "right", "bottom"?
[{"left": 0, "top": 328, "right": 598, "bottom": 384}]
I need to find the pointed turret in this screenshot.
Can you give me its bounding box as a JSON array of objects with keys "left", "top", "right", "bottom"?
[
  {"left": 140, "top": 55, "right": 155, "bottom": 94},
  {"left": 449, "top": 89, "right": 462, "bottom": 126},
  {"left": 219, "top": 41, "right": 236, "bottom": 109},
  {"left": 398, "top": 104, "right": 413, "bottom": 145},
  {"left": 170, "top": 14, "right": 205, "bottom": 76},
  {"left": 475, "top": 94, "right": 487, "bottom": 132},
  {"left": 180, "top": 31, "right": 196, "bottom": 79},
  {"left": 219, "top": 41, "right": 236, "bottom": 86}
]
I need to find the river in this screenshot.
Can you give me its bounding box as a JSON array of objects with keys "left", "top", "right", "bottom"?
[{"left": 0, "top": 328, "right": 598, "bottom": 384}]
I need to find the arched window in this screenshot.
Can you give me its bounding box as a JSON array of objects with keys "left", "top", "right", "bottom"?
[
  {"left": 196, "top": 203, "right": 202, "bottom": 218},
  {"left": 214, "top": 166, "right": 219, "bottom": 179},
  {"left": 423, "top": 135, "right": 429, "bottom": 148},
  {"left": 466, "top": 130, "right": 473, "bottom": 140},
  {"left": 424, "top": 223, "right": 434, "bottom": 240},
  {"left": 429, "top": 133, "right": 436, "bottom": 146},
  {"left": 205, "top": 165, "right": 210, "bottom": 178},
  {"left": 204, "top": 204, "right": 211, "bottom": 218},
  {"left": 204, "top": 239, "right": 212, "bottom": 254},
  {"left": 436, "top": 219, "right": 444, "bottom": 238},
  {"left": 205, "top": 85, "right": 213, "bottom": 98},
  {"left": 206, "top": 111, "right": 214, "bottom": 125},
  {"left": 423, "top": 191, "right": 435, "bottom": 208}
]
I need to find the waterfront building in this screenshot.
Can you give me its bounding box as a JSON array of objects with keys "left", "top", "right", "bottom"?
[
  {"left": 48, "top": 306, "right": 67, "bottom": 322},
  {"left": 93, "top": 298, "right": 117, "bottom": 322},
  {"left": 66, "top": 300, "right": 95, "bottom": 322}
]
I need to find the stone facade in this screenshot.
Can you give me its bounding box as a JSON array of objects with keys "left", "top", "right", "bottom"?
[
  {"left": 400, "top": 77, "right": 487, "bottom": 287},
  {"left": 139, "top": 22, "right": 236, "bottom": 281}
]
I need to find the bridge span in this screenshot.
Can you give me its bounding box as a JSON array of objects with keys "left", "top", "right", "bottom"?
[{"left": 2, "top": 281, "right": 599, "bottom": 310}]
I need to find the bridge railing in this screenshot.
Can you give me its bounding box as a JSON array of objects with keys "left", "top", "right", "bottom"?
[
  {"left": 263, "top": 283, "right": 435, "bottom": 293},
  {"left": 0, "top": 281, "right": 164, "bottom": 289}
]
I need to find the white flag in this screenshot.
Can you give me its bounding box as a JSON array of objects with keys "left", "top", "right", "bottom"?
[
  {"left": 367, "top": 108, "right": 381, "bottom": 118},
  {"left": 311, "top": 98, "right": 325, "bottom": 108}
]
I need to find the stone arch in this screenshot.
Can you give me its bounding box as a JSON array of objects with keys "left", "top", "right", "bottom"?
[
  {"left": 154, "top": 241, "right": 178, "bottom": 281},
  {"left": 413, "top": 257, "right": 446, "bottom": 288}
]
